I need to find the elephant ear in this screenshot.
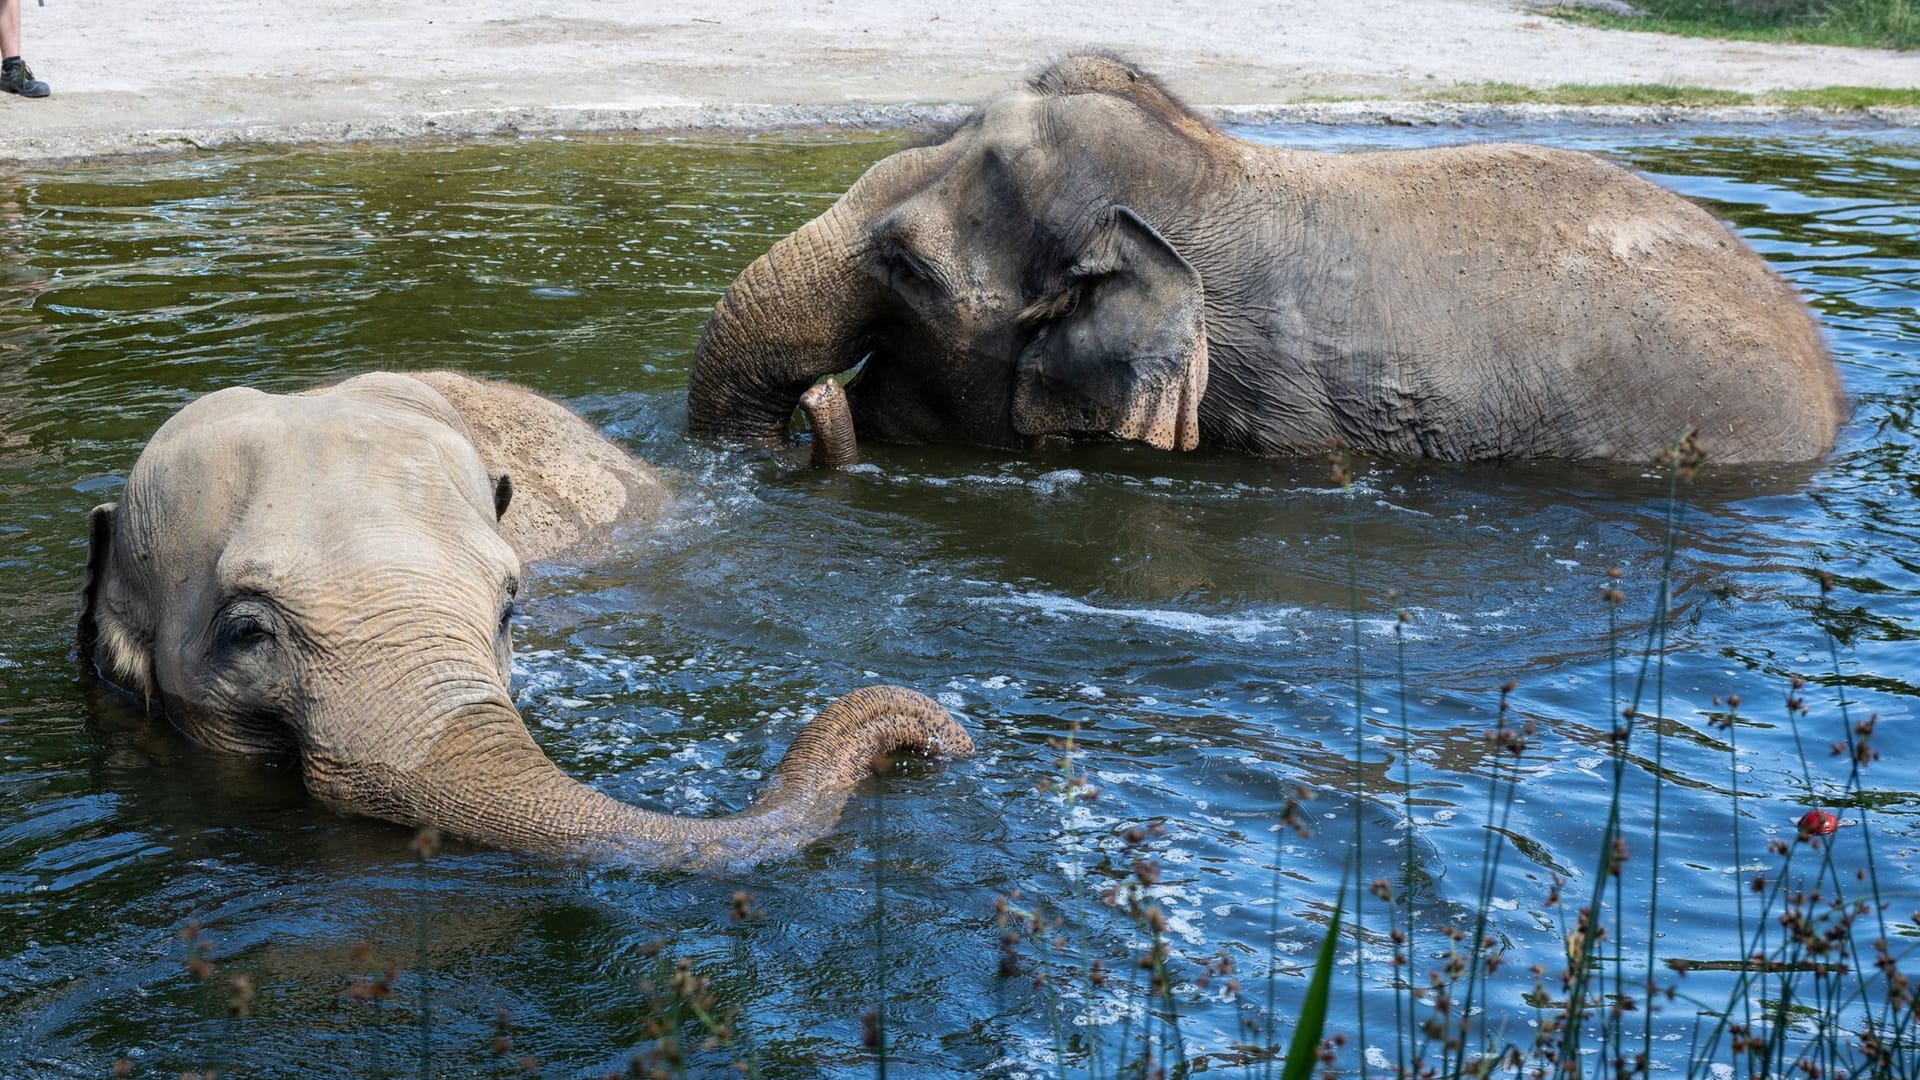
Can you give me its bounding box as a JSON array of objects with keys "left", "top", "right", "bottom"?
[
  {"left": 78, "top": 502, "right": 154, "bottom": 698},
  {"left": 493, "top": 473, "right": 514, "bottom": 522},
  {"left": 1012, "top": 206, "right": 1208, "bottom": 451}
]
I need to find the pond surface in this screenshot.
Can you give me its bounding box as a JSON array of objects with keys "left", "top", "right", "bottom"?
[{"left": 1, "top": 123, "right": 1917, "bottom": 1078}]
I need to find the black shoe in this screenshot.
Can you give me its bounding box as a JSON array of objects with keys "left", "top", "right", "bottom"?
[{"left": 1, "top": 61, "right": 50, "bottom": 98}]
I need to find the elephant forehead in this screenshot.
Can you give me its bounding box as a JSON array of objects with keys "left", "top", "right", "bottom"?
[
  {"left": 914, "top": 95, "right": 1147, "bottom": 275},
  {"left": 969, "top": 90, "right": 1167, "bottom": 179},
  {"left": 145, "top": 394, "right": 487, "bottom": 505},
  {"left": 124, "top": 392, "right": 498, "bottom": 570}
]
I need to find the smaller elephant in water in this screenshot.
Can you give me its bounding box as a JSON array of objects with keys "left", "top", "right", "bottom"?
[
  {"left": 79, "top": 370, "right": 971, "bottom": 867},
  {"left": 690, "top": 54, "right": 1845, "bottom": 465}
]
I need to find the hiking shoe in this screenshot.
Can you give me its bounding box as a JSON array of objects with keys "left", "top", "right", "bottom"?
[{"left": 1, "top": 61, "right": 50, "bottom": 99}]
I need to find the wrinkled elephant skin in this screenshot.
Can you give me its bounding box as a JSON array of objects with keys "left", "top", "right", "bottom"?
[{"left": 688, "top": 54, "right": 1843, "bottom": 465}]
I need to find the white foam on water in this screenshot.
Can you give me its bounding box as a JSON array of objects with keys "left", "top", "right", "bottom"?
[
  {"left": 1375, "top": 498, "right": 1434, "bottom": 518},
  {"left": 1032, "top": 468, "right": 1084, "bottom": 495},
  {"left": 975, "top": 589, "right": 1300, "bottom": 642},
  {"left": 959, "top": 473, "right": 1027, "bottom": 488}
]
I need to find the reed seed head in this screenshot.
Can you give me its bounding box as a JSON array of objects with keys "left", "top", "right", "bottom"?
[{"left": 227, "top": 973, "right": 254, "bottom": 1017}]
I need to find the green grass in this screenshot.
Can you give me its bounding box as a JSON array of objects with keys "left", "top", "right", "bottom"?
[
  {"left": 1427, "top": 81, "right": 1920, "bottom": 109},
  {"left": 1545, "top": 0, "right": 1920, "bottom": 51},
  {"left": 1433, "top": 81, "right": 1758, "bottom": 106},
  {"left": 1768, "top": 84, "right": 1920, "bottom": 107}
]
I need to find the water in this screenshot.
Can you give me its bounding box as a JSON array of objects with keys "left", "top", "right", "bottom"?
[{"left": 1, "top": 124, "right": 1917, "bottom": 1077}]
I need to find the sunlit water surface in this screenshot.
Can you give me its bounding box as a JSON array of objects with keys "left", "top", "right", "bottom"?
[{"left": 1, "top": 124, "right": 1916, "bottom": 1077}]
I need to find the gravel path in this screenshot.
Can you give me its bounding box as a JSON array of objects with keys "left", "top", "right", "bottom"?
[{"left": 2, "top": 0, "right": 1917, "bottom": 161}]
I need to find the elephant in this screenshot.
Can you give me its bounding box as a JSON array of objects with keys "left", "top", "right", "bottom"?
[
  {"left": 688, "top": 54, "right": 1845, "bottom": 465},
  {"left": 78, "top": 370, "right": 972, "bottom": 867}
]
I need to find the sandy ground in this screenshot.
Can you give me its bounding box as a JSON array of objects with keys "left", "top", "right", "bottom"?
[{"left": 1, "top": 0, "right": 1918, "bottom": 161}]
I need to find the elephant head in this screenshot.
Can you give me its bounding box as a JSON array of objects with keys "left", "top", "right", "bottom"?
[
  {"left": 688, "top": 55, "right": 1210, "bottom": 454},
  {"left": 80, "top": 372, "right": 970, "bottom": 867}
]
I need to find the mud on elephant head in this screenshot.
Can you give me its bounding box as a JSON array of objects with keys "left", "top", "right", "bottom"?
[
  {"left": 78, "top": 371, "right": 971, "bottom": 868},
  {"left": 689, "top": 53, "right": 1845, "bottom": 465}
]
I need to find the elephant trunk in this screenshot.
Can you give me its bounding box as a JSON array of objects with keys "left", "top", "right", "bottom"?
[
  {"left": 800, "top": 379, "right": 859, "bottom": 469},
  {"left": 688, "top": 206, "right": 878, "bottom": 443},
  {"left": 304, "top": 683, "right": 971, "bottom": 869}
]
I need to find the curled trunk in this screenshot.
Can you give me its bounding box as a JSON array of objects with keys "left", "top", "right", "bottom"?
[
  {"left": 687, "top": 144, "right": 963, "bottom": 442},
  {"left": 801, "top": 380, "right": 860, "bottom": 469},
  {"left": 687, "top": 205, "right": 877, "bottom": 443},
  {"left": 305, "top": 685, "right": 972, "bottom": 869}
]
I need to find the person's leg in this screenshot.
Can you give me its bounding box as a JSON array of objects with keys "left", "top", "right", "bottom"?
[
  {"left": 1, "top": 0, "right": 49, "bottom": 98},
  {"left": 0, "top": 0, "right": 21, "bottom": 60}
]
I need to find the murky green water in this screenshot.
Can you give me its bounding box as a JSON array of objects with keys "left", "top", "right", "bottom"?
[{"left": 1, "top": 125, "right": 1917, "bottom": 1077}]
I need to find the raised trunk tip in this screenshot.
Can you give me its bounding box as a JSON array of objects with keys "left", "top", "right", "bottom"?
[{"left": 800, "top": 379, "right": 860, "bottom": 469}]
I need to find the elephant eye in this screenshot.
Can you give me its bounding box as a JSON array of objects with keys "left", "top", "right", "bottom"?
[
  {"left": 498, "top": 601, "right": 518, "bottom": 634},
  {"left": 881, "top": 246, "right": 940, "bottom": 295},
  {"left": 214, "top": 601, "right": 278, "bottom": 653}
]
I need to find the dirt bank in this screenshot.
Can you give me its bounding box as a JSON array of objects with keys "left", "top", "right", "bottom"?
[{"left": 3, "top": 0, "right": 1917, "bottom": 161}]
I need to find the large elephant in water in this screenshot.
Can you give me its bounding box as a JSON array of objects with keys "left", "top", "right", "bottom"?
[
  {"left": 689, "top": 54, "right": 1844, "bottom": 464},
  {"left": 79, "top": 371, "right": 971, "bottom": 867}
]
